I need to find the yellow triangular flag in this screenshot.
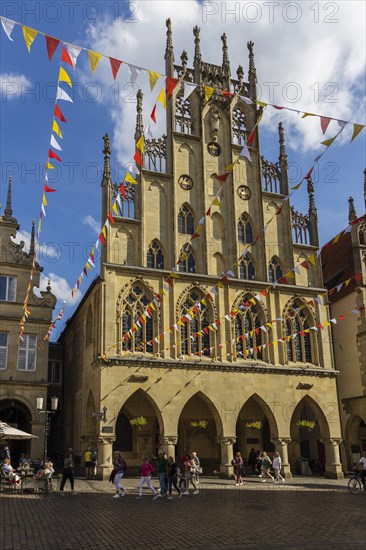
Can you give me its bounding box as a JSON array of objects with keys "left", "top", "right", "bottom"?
[
  {"left": 52, "top": 120, "right": 63, "bottom": 138},
  {"left": 148, "top": 70, "right": 160, "bottom": 91},
  {"left": 42, "top": 194, "right": 48, "bottom": 206},
  {"left": 112, "top": 203, "right": 119, "bottom": 215},
  {"left": 88, "top": 50, "right": 102, "bottom": 74},
  {"left": 86, "top": 262, "right": 92, "bottom": 271},
  {"left": 225, "top": 160, "right": 238, "bottom": 171},
  {"left": 256, "top": 100, "right": 268, "bottom": 107},
  {"left": 332, "top": 234, "right": 341, "bottom": 244},
  {"left": 59, "top": 66, "right": 72, "bottom": 88},
  {"left": 46, "top": 163, "right": 54, "bottom": 170},
  {"left": 157, "top": 87, "right": 166, "bottom": 109},
  {"left": 291, "top": 180, "right": 303, "bottom": 190},
  {"left": 136, "top": 135, "right": 145, "bottom": 154},
  {"left": 351, "top": 123, "right": 365, "bottom": 142},
  {"left": 212, "top": 197, "right": 221, "bottom": 208},
  {"left": 302, "top": 112, "right": 315, "bottom": 118},
  {"left": 204, "top": 86, "right": 214, "bottom": 104},
  {"left": 22, "top": 26, "right": 38, "bottom": 53},
  {"left": 321, "top": 135, "right": 337, "bottom": 147},
  {"left": 308, "top": 255, "right": 316, "bottom": 266},
  {"left": 125, "top": 173, "right": 138, "bottom": 185}
]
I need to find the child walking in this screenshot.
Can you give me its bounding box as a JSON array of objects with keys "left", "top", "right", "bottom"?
[
  {"left": 273, "top": 452, "right": 285, "bottom": 483},
  {"left": 136, "top": 456, "right": 157, "bottom": 499}
]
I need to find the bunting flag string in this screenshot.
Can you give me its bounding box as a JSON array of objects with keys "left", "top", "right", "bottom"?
[
  {"left": 19, "top": 45, "right": 73, "bottom": 342},
  {"left": 1, "top": 17, "right": 365, "bottom": 134}
]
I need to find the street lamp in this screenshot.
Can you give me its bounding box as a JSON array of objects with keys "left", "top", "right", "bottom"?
[{"left": 36, "top": 396, "right": 58, "bottom": 466}]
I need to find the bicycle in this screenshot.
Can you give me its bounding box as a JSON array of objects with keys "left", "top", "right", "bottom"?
[{"left": 347, "top": 470, "right": 364, "bottom": 495}]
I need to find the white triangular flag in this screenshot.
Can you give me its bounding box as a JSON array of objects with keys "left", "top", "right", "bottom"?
[
  {"left": 1, "top": 17, "right": 15, "bottom": 41},
  {"left": 56, "top": 86, "right": 73, "bottom": 102},
  {"left": 145, "top": 122, "right": 153, "bottom": 138},
  {"left": 41, "top": 204, "right": 46, "bottom": 216},
  {"left": 239, "top": 95, "right": 253, "bottom": 105},
  {"left": 128, "top": 64, "right": 141, "bottom": 83},
  {"left": 50, "top": 134, "right": 62, "bottom": 151},
  {"left": 239, "top": 143, "right": 252, "bottom": 161},
  {"left": 67, "top": 44, "right": 82, "bottom": 67},
  {"left": 182, "top": 81, "right": 197, "bottom": 101}
]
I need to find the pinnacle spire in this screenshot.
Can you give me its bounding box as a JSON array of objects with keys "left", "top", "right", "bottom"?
[
  {"left": 307, "top": 178, "right": 317, "bottom": 220},
  {"left": 4, "top": 176, "right": 13, "bottom": 220},
  {"left": 102, "top": 134, "right": 111, "bottom": 184},
  {"left": 193, "top": 25, "right": 201, "bottom": 64},
  {"left": 247, "top": 41, "right": 256, "bottom": 81},
  {"left": 134, "top": 89, "right": 143, "bottom": 140},
  {"left": 236, "top": 65, "right": 244, "bottom": 88},
  {"left": 278, "top": 122, "right": 287, "bottom": 164},
  {"left": 348, "top": 196, "right": 357, "bottom": 223},
  {"left": 165, "top": 18, "right": 174, "bottom": 62},
  {"left": 221, "top": 33, "right": 230, "bottom": 74},
  {"left": 181, "top": 50, "right": 188, "bottom": 73},
  {"left": 29, "top": 219, "right": 35, "bottom": 257}
]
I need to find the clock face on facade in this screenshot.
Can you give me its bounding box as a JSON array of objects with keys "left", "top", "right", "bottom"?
[
  {"left": 178, "top": 174, "right": 193, "bottom": 190},
  {"left": 237, "top": 185, "right": 251, "bottom": 200},
  {"left": 207, "top": 142, "right": 221, "bottom": 157}
]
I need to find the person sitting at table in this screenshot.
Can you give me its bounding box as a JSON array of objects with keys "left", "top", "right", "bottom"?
[
  {"left": 1, "top": 458, "right": 20, "bottom": 484},
  {"left": 35, "top": 461, "right": 54, "bottom": 479}
]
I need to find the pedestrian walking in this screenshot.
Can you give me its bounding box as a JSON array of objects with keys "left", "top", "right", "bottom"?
[
  {"left": 112, "top": 451, "right": 127, "bottom": 498},
  {"left": 191, "top": 451, "right": 201, "bottom": 484},
  {"left": 91, "top": 448, "right": 98, "bottom": 479},
  {"left": 273, "top": 452, "right": 285, "bottom": 483},
  {"left": 356, "top": 450, "right": 366, "bottom": 489},
  {"left": 248, "top": 448, "right": 257, "bottom": 475},
  {"left": 136, "top": 456, "right": 157, "bottom": 499},
  {"left": 255, "top": 450, "right": 262, "bottom": 476},
  {"left": 167, "top": 456, "right": 182, "bottom": 499},
  {"left": 84, "top": 447, "right": 93, "bottom": 479},
  {"left": 154, "top": 450, "right": 168, "bottom": 499},
  {"left": 182, "top": 454, "right": 199, "bottom": 495},
  {"left": 231, "top": 452, "right": 244, "bottom": 486},
  {"left": 59, "top": 448, "right": 76, "bottom": 494},
  {"left": 260, "top": 451, "right": 274, "bottom": 482}
]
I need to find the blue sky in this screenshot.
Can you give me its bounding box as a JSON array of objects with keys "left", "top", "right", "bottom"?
[{"left": 0, "top": 1, "right": 365, "bottom": 340}]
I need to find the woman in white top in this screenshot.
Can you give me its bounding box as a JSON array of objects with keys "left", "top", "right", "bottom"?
[{"left": 272, "top": 452, "right": 285, "bottom": 483}]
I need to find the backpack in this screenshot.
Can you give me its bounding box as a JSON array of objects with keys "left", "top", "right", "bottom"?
[{"left": 121, "top": 458, "right": 127, "bottom": 472}]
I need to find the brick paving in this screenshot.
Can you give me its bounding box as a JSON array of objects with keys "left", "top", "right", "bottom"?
[{"left": 1, "top": 476, "right": 365, "bottom": 550}]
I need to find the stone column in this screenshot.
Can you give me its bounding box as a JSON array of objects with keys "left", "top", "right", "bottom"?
[
  {"left": 273, "top": 438, "right": 292, "bottom": 479},
  {"left": 217, "top": 436, "right": 236, "bottom": 478},
  {"left": 159, "top": 436, "right": 178, "bottom": 460},
  {"left": 98, "top": 437, "right": 115, "bottom": 480},
  {"left": 324, "top": 438, "right": 344, "bottom": 479}
]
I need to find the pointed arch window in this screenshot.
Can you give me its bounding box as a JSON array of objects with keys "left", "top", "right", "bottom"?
[
  {"left": 179, "top": 244, "right": 196, "bottom": 273},
  {"left": 234, "top": 300, "right": 265, "bottom": 360},
  {"left": 358, "top": 223, "right": 366, "bottom": 246},
  {"left": 268, "top": 257, "right": 283, "bottom": 283},
  {"left": 239, "top": 255, "right": 255, "bottom": 280},
  {"left": 178, "top": 204, "right": 194, "bottom": 235},
  {"left": 180, "top": 290, "right": 210, "bottom": 356},
  {"left": 147, "top": 240, "right": 164, "bottom": 269},
  {"left": 121, "top": 284, "right": 154, "bottom": 353},
  {"left": 175, "top": 94, "right": 193, "bottom": 134},
  {"left": 113, "top": 183, "right": 135, "bottom": 219},
  {"left": 232, "top": 106, "right": 247, "bottom": 145},
  {"left": 238, "top": 213, "right": 253, "bottom": 244},
  {"left": 284, "top": 303, "right": 312, "bottom": 364}
]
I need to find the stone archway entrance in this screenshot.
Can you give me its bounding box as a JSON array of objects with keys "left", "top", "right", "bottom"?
[
  {"left": 345, "top": 416, "right": 366, "bottom": 468},
  {"left": 177, "top": 392, "right": 221, "bottom": 474},
  {"left": 114, "top": 390, "right": 162, "bottom": 468},
  {"left": 235, "top": 394, "right": 278, "bottom": 472},
  {"left": 0, "top": 399, "right": 32, "bottom": 466}
]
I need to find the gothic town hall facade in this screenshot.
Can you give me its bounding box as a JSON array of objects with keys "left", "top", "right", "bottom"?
[{"left": 61, "top": 22, "right": 344, "bottom": 479}]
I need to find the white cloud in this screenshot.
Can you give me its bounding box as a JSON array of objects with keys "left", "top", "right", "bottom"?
[
  {"left": 82, "top": 1, "right": 365, "bottom": 157},
  {"left": 0, "top": 72, "right": 31, "bottom": 100},
  {"left": 12, "top": 230, "right": 59, "bottom": 259},
  {"left": 82, "top": 214, "right": 100, "bottom": 235}
]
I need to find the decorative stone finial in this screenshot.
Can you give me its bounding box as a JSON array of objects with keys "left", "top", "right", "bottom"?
[
  {"left": 165, "top": 18, "right": 174, "bottom": 62},
  {"left": 348, "top": 196, "right": 357, "bottom": 223},
  {"left": 247, "top": 41, "right": 256, "bottom": 80},
  {"left": 29, "top": 219, "right": 35, "bottom": 257},
  {"left": 47, "top": 278, "right": 51, "bottom": 292},
  {"left": 278, "top": 122, "right": 287, "bottom": 164},
  {"left": 236, "top": 65, "right": 244, "bottom": 87},
  {"left": 4, "top": 176, "right": 13, "bottom": 220},
  {"left": 181, "top": 50, "right": 188, "bottom": 73},
  {"left": 102, "top": 134, "right": 111, "bottom": 182},
  {"left": 307, "top": 178, "right": 317, "bottom": 221},
  {"left": 193, "top": 26, "right": 201, "bottom": 63},
  {"left": 134, "top": 89, "right": 143, "bottom": 140},
  {"left": 221, "top": 33, "right": 230, "bottom": 74}
]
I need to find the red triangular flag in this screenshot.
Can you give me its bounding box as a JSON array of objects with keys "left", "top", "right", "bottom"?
[
  {"left": 214, "top": 173, "right": 230, "bottom": 182},
  {"left": 61, "top": 46, "right": 73, "bottom": 67},
  {"left": 355, "top": 273, "right": 362, "bottom": 283},
  {"left": 109, "top": 57, "right": 122, "bottom": 80},
  {"left": 247, "top": 129, "right": 255, "bottom": 145},
  {"left": 48, "top": 149, "right": 62, "bottom": 162},
  {"left": 83, "top": 267, "right": 88, "bottom": 276},
  {"left": 320, "top": 116, "right": 332, "bottom": 134},
  {"left": 54, "top": 104, "right": 67, "bottom": 122},
  {"left": 119, "top": 183, "right": 127, "bottom": 198},
  {"left": 44, "top": 184, "right": 56, "bottom": 192},
  {"left": 99, "top": 233, "right": 106, "bottom": 245},
  {"left": 150, "top": 104, "right": 157, "bottom": 123},
  {"left": 166, "top": 77, "right": 179, "bottom": 98},
  {"left": 305, "top": 166, "right": 314, "bottom": 180},
  {"left": 133, "top": 149, "right": 143, "bottom": 166},
  {"left": 45, "top": 36, "right": 60, "bottom": 61},
  {"left": 108, "top": 212, "right": 115, "bottom": 224}
]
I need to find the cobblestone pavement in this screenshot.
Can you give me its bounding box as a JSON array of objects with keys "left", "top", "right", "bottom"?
[{"left": 1, "top": 476, "right": 365, "bottom": 550}]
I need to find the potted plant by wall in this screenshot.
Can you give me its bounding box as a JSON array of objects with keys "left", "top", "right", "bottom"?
[
  {"left": 190, "top": 420, "right": 208, "bottom": 429},
  {"left": 296, "top": 420, "right": 316, "bottom": 431},
  {"left": 244, "top": 421, "right": 263, "bottom": 430},
  {"left": 130, "top": 416, "right": 148, "bottom": 431}
]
